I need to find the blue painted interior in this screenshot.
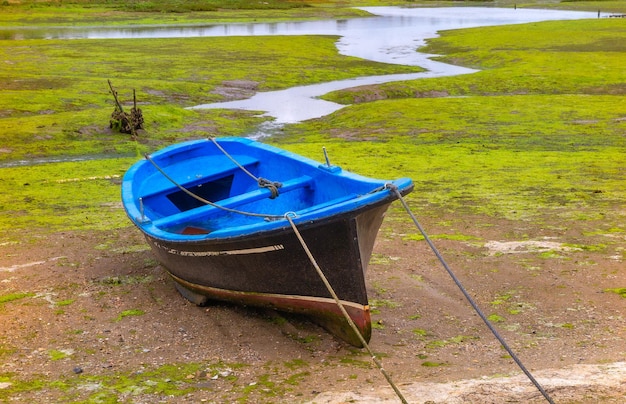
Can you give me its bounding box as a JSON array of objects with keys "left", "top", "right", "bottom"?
[{"left": 122, "top": 138, "right": 413, "bottom": 241}]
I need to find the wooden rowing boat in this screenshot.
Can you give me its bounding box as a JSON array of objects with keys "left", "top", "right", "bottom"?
[{"left": 121, "top": 137, "right": 413, "bottom": 346}]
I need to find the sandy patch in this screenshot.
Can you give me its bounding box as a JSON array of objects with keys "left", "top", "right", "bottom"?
[
  {"left": 310, "top": 362, "right": 626, "bottom": 403},
  {"left": 483, "top": 239, "right": 580, "bottom": 255}
]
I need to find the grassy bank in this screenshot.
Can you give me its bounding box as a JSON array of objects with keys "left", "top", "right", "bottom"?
[
  {"left": 0, "top": 30, "right": 420, "bottom": 240},
  {"left": 0, "top": 0, "right": 372, "bottom": 25},
  {"left": 307, "top": 18, "right": 625, "bottom": 221},
  {"left": 0, "top": 0, "right": 625, "bottom": 241},
  {"left": 2, "top": 0, "right": 625, "bottom": 27}
]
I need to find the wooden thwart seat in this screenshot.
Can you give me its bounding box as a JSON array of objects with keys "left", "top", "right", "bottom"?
[
  {"left": 140, "top": 155, "right": 260, "bottom": 201},
  {"left": 152, "top": 175, "right": 313, "bottom": 230}
]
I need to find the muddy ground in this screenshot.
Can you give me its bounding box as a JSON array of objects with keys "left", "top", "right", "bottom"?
[{"left": 1, "top": 208, "right": 624, "bottom": 403}]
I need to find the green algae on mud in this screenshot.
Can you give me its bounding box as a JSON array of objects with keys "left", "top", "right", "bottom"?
[
  {"left": 605, "top": 288, "right": 626, "bottom": 298},
  {"left": 0, "top": 34, "right": 419, "bottom": 162},
  {"left": 283, "top": 18, "right": 626, "bottom": 221},
  {"left": 0, "top": 23, "right": 421, "bottom": 241},
  {"left": 272, "top": 131, "right": 625, "bottom": 221},
  {"left": 0, "top": 158, "right": 134, "bottom": 242},
  {"left": 0, "top": 361, "right": 218, "bottom": 402},
  {"left": 0, "top": 357, "right": 319, "bottom": 403},
  {"left": 2, "top": 4, "right": 624, "bottom": 237},
  {"left": 0, "top": 292, "right": 35, "bottom": 305}
]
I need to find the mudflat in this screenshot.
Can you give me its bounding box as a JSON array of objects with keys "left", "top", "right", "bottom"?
[{"left": 1, "top": 206, "right": 624, "bottom": 402}]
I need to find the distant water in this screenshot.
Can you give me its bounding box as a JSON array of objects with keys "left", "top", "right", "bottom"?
[
  {"left": 1, "top": 7, "right": 598, "bottom": 132},
  {"left": 187, "top": 7, "right": 596, "bottom": 128}
]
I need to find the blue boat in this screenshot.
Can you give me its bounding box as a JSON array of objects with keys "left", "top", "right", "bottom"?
[{"left": 121, "top": 137, "right": 413, "bottom": 346}]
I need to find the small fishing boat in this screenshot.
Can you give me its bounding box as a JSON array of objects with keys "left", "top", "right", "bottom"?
[{"left": 121, "top": 137, "right": 413, "bottom": 346}]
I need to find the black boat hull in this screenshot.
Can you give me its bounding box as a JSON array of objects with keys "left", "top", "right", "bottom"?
[
  {"left": 122, "top": 138, "right": 414, "bottom": 346},
  {"left": 145, "top": 203, "right": 391, "bottom": 346}
]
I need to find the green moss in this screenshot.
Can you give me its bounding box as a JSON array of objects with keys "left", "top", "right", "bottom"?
[
  {"left": 295, "top": 20, "right": 626, "bottom": 223},
  {"left": 0, "top": 34, "right": 418, "bottom": 161},
  {"left": 540, "top": 251, "right": 567, "bottom": 259},
  {"left": 370, "top": 299, "right": 400, "bottom": 309},
  {"left": 412, "top": 328, "right": 429, "bottom": 337},
  {"left": 372, "top": 320, "right": 384, "bottom": 330},
  {"left": 0, "top": 346, "right": 16, "bottom": 358},
  {"left": 0, "top": 158, "right": 134, "bottom": 241},
  {"left": 0, "top": 292, "right": 34, "bottom": 305},
  {"left": 403, "top": 233, "right": 481, "bottom": 242},
  {"left": 421, "top": 361, "right": 447, "bottom": 367},
  {"left": 0, "top": 376, "right": 48, "bottom": 399},
  {"left": 284, "top": 371, "right": 310, "bottom": 386},
  {"left": 0, "top": 1, "right": 371, "bottom": 27},
  {"left": 48, "top": 349, "right": 72, "bottom": 361},
  {"left": 605, "top": 288, "right": 626, "bottom": 298},
  {"left": 284, "top": 359, "right": 308, "bottom": 370},
  {"left": 328, "top": 20, "right": 626, "bottom": 103},
  {"left": 487, "top": 314, "right": 506, "bottom": 323},
  {"left": 563, "top": 243, "right": 607, "bottom": 252},
  {"left": 369, "top": 253, "right": 393, "bottom": 265},
  {"left": 425, "top": 335, "right": 478, "bottom": 350},
  {"left": 0, "top": 361, "right": 241, "bottom": 401},
  {"left": 114, "top": 309, "right": 145, "bottom": 322},
  {"left": 0, "top": 15, "right": 624, "bottom": 236},
  {"left": 0, "top": 19, "right": 423, "bottom": 242},
  {"left": 98, "top": 275, "right": 154, "bottom": 286},
  {"left": 490, "top": 292, "right": 514, "bottom": 306},
  {"left": 280, "top": 105, "right": 625, "bottom": 220}
]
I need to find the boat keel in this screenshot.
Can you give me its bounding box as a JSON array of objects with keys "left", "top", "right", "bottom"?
[{"left": 170, "top": 273, "right": 371, "bottom": 347}]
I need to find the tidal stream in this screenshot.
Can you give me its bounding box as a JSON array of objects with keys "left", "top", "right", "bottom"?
[
  {"left": 2, "top": 7, "right": 598, "bottom": 144},
  {"left": 187, "top": 7, "right": 597, "bottom": 130}
]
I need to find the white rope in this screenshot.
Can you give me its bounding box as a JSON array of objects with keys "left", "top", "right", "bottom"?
[{"left": 284, "top": 213, "right": 409, "bottom": 404}]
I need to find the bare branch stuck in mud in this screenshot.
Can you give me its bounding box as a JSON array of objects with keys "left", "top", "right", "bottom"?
[{"left": 108, "top": 80, "right": 144, "bottom": 137}]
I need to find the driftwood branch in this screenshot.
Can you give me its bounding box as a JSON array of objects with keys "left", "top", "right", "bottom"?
[
  {"left": 108, "top": 79, "right": 124, "bottom": 113},
  {"left": 108, "top": 80, "right": 144, "bottom": 136}
]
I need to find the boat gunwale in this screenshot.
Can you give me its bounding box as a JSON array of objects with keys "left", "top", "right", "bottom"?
[
  {"left": 122, "top": 137, "right": 413, "bottom": 243},
  {"left": 140, "top": 187, "right": 409, "bottom": 243}
]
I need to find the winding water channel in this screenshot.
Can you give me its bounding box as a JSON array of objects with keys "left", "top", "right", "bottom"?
[
  {"left": 4, "top": 7, "right": 598, "bottom": 131},
  {"left": 186, "top": 7, "right": 596, "bottom": 128}
]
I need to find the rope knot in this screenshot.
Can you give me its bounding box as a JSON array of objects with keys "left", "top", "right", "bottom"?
[{"left": 258, "top": 177, "right": 282, "bottom": 199}]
